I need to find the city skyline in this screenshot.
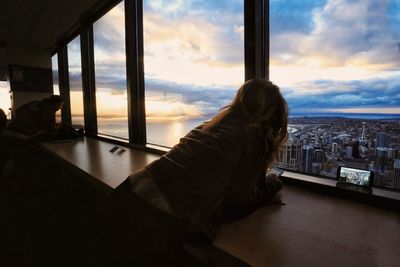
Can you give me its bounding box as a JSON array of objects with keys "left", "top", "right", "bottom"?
[{"left": 277, "top": 116, "right": 400, "bottom": 189}]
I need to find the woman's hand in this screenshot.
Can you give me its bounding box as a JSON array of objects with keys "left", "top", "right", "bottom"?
[
  {"left": 265, "top": 173, "right": 282, "bottom": 194},
  {"left": 265, "top": 173, "right": 285, "bottom": 205}
]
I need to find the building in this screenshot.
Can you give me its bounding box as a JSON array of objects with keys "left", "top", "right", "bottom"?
[
  {"left": 360, "top": 122, "right": 367, "bottom": 141},
  {"left": 376, "top": 147, "right": 389, "bottom": 173},
  {"left": 394, "top": 159, "right": 400, "bottom": 189},
  {"left": 346, "top": 146, "right": 353, "bottom": 159},
  {"left": 332, "top": 142, "right": 338, "bottom": 155},
  {"left": 376, "top": 132, "right": 391, "bottom": 147},
  {"left": 303, "top": 145, "right": 314, "bottom": 173},
  {"left": 276, "top": 133, "right": 302, "bottom": 171}
]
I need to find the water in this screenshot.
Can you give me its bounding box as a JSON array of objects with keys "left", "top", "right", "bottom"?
[
  {"left": 76, "top": 116, "right": 208, "bottom": 147},
  {"left": 74, "top": 112, "right": 400, "bottom": 147},
  {"left": 146, "top": 118, "right": 207, "bottom": 147}
]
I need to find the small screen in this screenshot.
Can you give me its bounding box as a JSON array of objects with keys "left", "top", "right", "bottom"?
[{"left": 338, "top": 167, "right": 372, "bottom": 187}]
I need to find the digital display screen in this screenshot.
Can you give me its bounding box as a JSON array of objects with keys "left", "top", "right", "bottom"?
[{"left": 338, "top": 167, "right": 372, "bottom": 187}]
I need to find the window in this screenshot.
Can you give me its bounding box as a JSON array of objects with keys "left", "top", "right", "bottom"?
[
  {"left": 51, "top": 54, "right": 61, "bottom": 122},
  {"left": 52, "top": 54, "right": 60, "bottom": 95},
  {"left": 67, "top": 36, "right": 85, "bottom": 127},
  {"left": 143, "top": 0, "right": 244, "bottom": 147},
  {"left": 271, "top": 0, "right": 400, "bottom": 190},
  {"left": 93, "top": 1, "right": 128, "bottom": 139},
  {"left": 0, "top": 81, "right": 11, "bottom": 118}
]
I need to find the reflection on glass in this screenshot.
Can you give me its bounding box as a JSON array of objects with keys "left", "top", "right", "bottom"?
[
  {"left": 51, "top": 54, "right": 61, "bottom": 122},
  {"left": 68, "top": 36, "right": 84, "bottom": 126},
  {"left": 271, "top": 0, "right": 400, "bottom": 190},
  {"left": 93, "top": 1, "right": 128, "bottom": 139},
  {"left": 143, "top": 0, "right": 244, "bottom": 147},
  {"left": 0, "top": 81, "right": 11, "bottom": 118}
]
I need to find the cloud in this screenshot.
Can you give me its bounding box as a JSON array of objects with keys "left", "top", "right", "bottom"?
[
  {"left": 64, "top": 0, "right": 399, "bottom": 118},
  {"left": 271, "top": 0, "right": 400, "bottom": 70},
  {"left": 145, "top": 78, "right": 236, "bottom": 116},
  {"left": 270, "top": 0, "right": 326, "bottom": 35},
  {"left": 143, "top": 11, "right": 243, "bottom": 69},
  {"left": 146, "top": 0, "right": 187, "bottom": 13},
  {"left": 67, "top": 36, "right": 82, "bottom": 68},
  {"left": 79, "top": 0, "right": 244, "bottom": 89},
  {"left": 68, "top": 72, "right": 82, "bottom": 91},
  {"left": 281, "top": 76, "right": 400, "bottom": 113},
  {"left": 93, "top": 2, "right": 125, "bottom": 56}
]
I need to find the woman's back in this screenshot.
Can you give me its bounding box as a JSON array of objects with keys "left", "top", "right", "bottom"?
[{"left": 146, "top": 111, "right": 268, "bottom": 239}]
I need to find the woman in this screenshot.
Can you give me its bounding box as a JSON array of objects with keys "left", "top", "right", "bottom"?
[{"left": 104, "top": 79, "right": 288, "bottom": 265}]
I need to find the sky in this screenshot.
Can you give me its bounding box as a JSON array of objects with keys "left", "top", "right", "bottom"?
[
  {"left": 60, "top": 0, "right": 400, "bottom": 118},
  {"left": 0, "top": 81, "right": 11, "bottom": 116},
  {"left": 270, "top": 0, "right": 400, "bottom": 115}
]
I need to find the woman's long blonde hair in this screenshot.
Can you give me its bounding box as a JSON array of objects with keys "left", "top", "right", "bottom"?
[{"left": 204, "top": 79, "right": 288, "bottom": 166}]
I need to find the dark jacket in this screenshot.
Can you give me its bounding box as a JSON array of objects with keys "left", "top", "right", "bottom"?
[{"left": 146, "top": 112, "right": 271, "bottom": 240}]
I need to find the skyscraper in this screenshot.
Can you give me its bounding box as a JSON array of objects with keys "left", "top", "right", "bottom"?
[
  {"left": 346, "top": 146, "right": 353, "bottom": 159},
  {"left": 332, "top": 142, "right": 338, "bottom": 155},
  {"left": 314, "top": 149, "right": 323, "bottom": 163},
  {"left": 376, "top": 132, "right": 391, "bottom": 148},
  {"left": 277, "top": 134, "right": 302, "bottom": 171},
  {"left": 360, "top": 122, "right": 367, "bottom": 141},
  {"left": 312, "top": 149, "right": 323, "bottom": 174},
  {"left": 394, "top": 159, "right": 400, "bottom": 189},
  {"left": 303, "top": 145, "right": 314, "bottom": 173},
  {"left": 376, "top": 148, "right": 389, "bottom": 173}
]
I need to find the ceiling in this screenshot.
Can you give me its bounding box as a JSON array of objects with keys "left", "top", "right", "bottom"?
[{"left": 0, "top": 0, "right": 109, "bottom": 51}]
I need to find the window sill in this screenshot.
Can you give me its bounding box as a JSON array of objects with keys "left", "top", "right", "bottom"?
[
  {"left": 281, "top": 170, "right": 400, "bottom": 211},
  {"left": 87, "top": 134, "right": 400, "bottom": 210},
  {"left": 89, "top": 134, "right": 168, "bottom": 156}
]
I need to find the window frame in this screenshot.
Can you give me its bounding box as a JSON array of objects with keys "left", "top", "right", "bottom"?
[
  {"left": 49, "top": 0, "right": 400, "bottom": 194},
  {"left": 51, "top": 0, "right": 266, "bottom": 146}
]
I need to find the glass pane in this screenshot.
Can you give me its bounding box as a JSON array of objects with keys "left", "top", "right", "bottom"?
[
  {"left": 51, "top": 54, "right": 61, "bottom": 122},
  {"left": 271, "top": 0, "right": 400, "bottom": 190},
  {"left": 68, "top": 36, "right": 84, "bottom": 127},
  {"left": 143, "top": 0, "right": 244, "bottom": 147},
  {"left": 93, "top": 1, "right": 128, "bottom": 139},
  {"left": 0, "top": 81, "right": 11, "bottom": 118}
]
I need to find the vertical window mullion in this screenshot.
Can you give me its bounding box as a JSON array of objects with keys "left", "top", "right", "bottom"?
[
  {"left": 264, "top": 0, "right": 269, "bottom": 80},
  {"left": 81, "top": 26, "right": 98, "bottom": 135},
  {"left": 245, "top": 0, "right": 268, "bottom": 80},
  {"left": 58, "top": 46, "right": 72, "bottom": 125},
  {"left": 125, "top": 0, "right": 146, "bottom": 144}
]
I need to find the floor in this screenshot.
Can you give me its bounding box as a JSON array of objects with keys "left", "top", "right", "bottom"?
[{"left": 0, "top": 171, "right": 101, "bottom": 266}]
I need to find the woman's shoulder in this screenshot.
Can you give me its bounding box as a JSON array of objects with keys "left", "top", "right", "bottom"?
[{"left": 215, "top": 116, "right": 263, "bottom": 139}]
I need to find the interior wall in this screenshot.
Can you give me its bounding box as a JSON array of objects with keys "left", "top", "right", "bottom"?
[
  {"left": 0, "top": 44, "right": 52, "bottom": 113},
  {"left": 0, "top": 44, "right": 51, "bottom": 80}
]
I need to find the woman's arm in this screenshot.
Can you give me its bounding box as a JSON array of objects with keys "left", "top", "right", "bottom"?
[{"left": 223, "top": 172, "right": 282, "bottom": 220}]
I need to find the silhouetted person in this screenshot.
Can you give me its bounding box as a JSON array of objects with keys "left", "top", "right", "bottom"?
[
  {"left": 4, "top": 95, "right": 68, "bottom": 179},
  {"left": 0, "top": 108, "right": 8, "bottom": 175},
  {"left": 7, "top": 95, "right": 63, "bottom": 136},
  {"left": 0, "top": 108, "right": 6, "bottom": 133},
  {"left": 103, "top": 79, "right": 288, "bottom": 265}
]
